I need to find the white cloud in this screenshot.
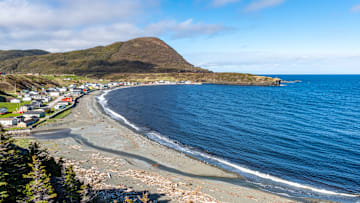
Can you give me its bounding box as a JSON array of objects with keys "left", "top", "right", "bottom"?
[
  {"left": 211, "top": 0, "right": 240, "bottom": 7},
  {"left": 0, "top": 0, "right": 143, "bottom": 29},
  {"left": 351, "top": 4, "right": 360, "bottom": 12},
  {"left": 244, "top": 0, "right": 285, "bottom": 12},
  {"left": 0, "top": 0, "right": 229, "bottom": 51},
  {"left": 187, "top": 51, "right": 360, "bottom": 74},
  {"left": 145, "top": 19, "right": 230, "bottom": 39},
  {"left": 0, "top": 20, "right": 229, "bottom": 52}
]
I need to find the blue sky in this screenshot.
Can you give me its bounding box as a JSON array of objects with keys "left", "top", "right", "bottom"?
[{"left": 0, "top": 0, "right": 360, "bottom": 74}]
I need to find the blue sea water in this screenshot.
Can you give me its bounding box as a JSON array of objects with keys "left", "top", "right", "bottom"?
[{"left": 100, "top": 75, "right": 360, "bottom": 202}]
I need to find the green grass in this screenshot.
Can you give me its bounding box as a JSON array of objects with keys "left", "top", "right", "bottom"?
[
  {"left": 0, "top": 101, "right": 31, "bottom": 118},
  {"left": 35, "top": 108, "right": 71, "bottom": 128},
  {"left": 5, "top": 127, "right": 26, "bottom": 130},
  {"left": 52, "top": 108, "right": 71, "bottom": 119},
  {"left": 0, "top": 101, "right": 31, "bottom": 112},
  {"left": 0, "top": 113, "right": 22, "bottom": 118},
  {"left": 13, "top": 138, "right": 34, "bottom": 149}
]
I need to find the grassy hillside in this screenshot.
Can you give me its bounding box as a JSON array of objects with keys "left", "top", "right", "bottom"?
[
  {"left": 107, "top": 72, "right": 281, "bottom": 86},
  {"left": 0, "top": 37, "right": 207, "bottom": 76},
  {"left": 0, "top": 75, "right": 59, "bottom": 92},
  {"left": 0, "top": 74, "right": 106, "bottom": 93},
  {"left": 0, "top": 49, "right": 49, "bottom": 61},
  {"left": 0, "top": 37, "right": 281, "bottom": 86}
]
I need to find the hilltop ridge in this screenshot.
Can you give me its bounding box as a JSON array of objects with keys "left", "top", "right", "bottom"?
[
  {"left": 0, "top": 49, "right": 49, "bottom": 61},
  {"left": 0, "top": 37, "right": 281, "bottom": 86},
  {"left": 0, "top": 37, "right": 207, "bottom": 76}
]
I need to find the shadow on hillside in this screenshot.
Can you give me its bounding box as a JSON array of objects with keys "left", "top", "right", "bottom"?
[{"left": 74, "top": 60, "right": 158, "bottom": 75}]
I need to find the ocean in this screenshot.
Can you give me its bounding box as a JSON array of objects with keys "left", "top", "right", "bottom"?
[{"left": 98, "top": 75, "right": 360, "bottom": 202}]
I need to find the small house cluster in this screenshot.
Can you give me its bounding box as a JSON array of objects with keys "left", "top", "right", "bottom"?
[
  {"left": 0, "top": 84, "right": 88, "bottom": 128},
  {"left": 1, "top": 79, "right": 200, "bottom": 129}
]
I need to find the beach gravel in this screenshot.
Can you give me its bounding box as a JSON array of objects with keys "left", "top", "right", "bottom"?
[{"left": 30, "top": 90, "right": 297, "bottom": 203}]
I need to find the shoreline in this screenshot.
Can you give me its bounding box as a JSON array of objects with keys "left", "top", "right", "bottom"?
[
  {"left": 96, "top": 85, "right": 357, "bottom": 201},
  {"left": 29, "top": 87, "right": 299, "bottom": 202}
]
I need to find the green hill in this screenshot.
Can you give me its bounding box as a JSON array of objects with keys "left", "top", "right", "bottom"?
[
  {"left": 0, "top": 37, "right": 281, "bottom": 86},
  {"left": 0, "top": 37, "right": 207, "bottom": 76},
  {"left": 0, "top": 49, "right": 49, "bottom": 61}
]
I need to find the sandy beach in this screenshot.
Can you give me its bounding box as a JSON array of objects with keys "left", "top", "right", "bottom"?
[{"left": 29, "top": 89, "right": 298, "bottom": 202}]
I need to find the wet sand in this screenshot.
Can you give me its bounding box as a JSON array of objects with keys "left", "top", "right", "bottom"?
[{"left": 30, "top": 90, "right": 298, "bottom": 202}]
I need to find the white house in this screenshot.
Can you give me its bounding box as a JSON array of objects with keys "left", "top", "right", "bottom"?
[
  {"left": 58, "top": 87, "right": 67, "bottom": 93},
  {"left": 30, "top": 101, "right": 42, "bottom": 108},
  {"left": 17, "top": 118, "right": 38, "bottom": 128},
  {"left": 31, "top": 95, "right": 43, "bottom": 100},
  {"left": 0, "top": 107, "right": 8, "bottom": 115},
  {"left": 23, "top": 111, "right": 45, "bottom": 118},
  {"left": 42, "top": 97, "right": 52, "bottom": 103},
  {"left": 50, "top": 92, "right": 60, "bottom": 97},
  {"left": 22, "top": 97, "right": 32, "bottom": 102},
  {"left": 0, "top": 118, "right": 17, "bottom": 127},
  {"left": 10, "top": 98, "right": 21, "bottom": 103},
  {"left": 54, "top": 104, "right": 66, "bottom": 110},
  {"left": 19, "top": 105, "right": 32, "bottom": 112},
  {"left": 68, "top": 84, "right": 76, "bottom": 89},
  {"left": 58, "top": 101, "right": 69, "bottom": 106},
  {"left": 29, "top": 91, "right": 39, "bottom": 96},
  {"left": 70, "top": 89, "right": 83, "bottom": 96}
]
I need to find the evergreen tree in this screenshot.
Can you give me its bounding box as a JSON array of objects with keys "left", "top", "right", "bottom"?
[
  {"left": 0, "top": 134, "right": 28, "bottom": 201},
  {"left": 80, "top": 184, "right": 95, "bottom": 203},
  {"left": 29, "top": 142, "right": 63, "bottom": 178},
  {"left": 63, "top": 165, "right": 83, "bottom": 202},
  {"left": 0, "top": 167, "right": 9, "bottom": 203},
  {"left": 23, "top": 155, "right": 57, "bottom": 203},
  {"left": 29, "top": 142, "right": 48, "bottom": 162}
]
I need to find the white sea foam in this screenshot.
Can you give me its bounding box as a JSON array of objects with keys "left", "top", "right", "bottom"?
[
  {"left": 97, "top": 88, "right": 140, "bottom": 131},
  {"left": 144, "top": 132, "right": 358, "bottom": 198},
  {"left": 97, "top": 87, "right": 359, "bottom": 199}
]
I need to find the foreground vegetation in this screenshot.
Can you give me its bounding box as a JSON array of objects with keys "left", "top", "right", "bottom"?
[
  {"left": 0, "top": 134, "right": 92, "bottom": 202},
  {"left": 0, "top": 133, "right": 153, "bottom": 202}
]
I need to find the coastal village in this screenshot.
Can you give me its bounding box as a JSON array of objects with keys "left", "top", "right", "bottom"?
[
  {"left": 0, "top": 75, "right": 258, "bottom": 203},
  {"left": 0, "top": 75, "right": 200, "bottom": 131}
]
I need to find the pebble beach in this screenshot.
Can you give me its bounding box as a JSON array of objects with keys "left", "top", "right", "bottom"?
[{"left": 30, "top": 89, "right": 298, "bottom": 203}]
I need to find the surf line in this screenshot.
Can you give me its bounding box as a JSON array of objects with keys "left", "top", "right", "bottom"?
[{"left": 97, "top": 87, "right": 359, "bottom": 198}]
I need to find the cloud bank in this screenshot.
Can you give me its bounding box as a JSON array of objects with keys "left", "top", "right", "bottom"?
[
  {"left": 0, "top": 0, "right": 229, "bottom": 51},
  {"left": 189, "top": 51, "right": 360, "bottom": 74}
]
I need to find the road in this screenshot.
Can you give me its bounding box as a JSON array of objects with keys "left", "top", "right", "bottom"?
[{"left": 47, "top": 95, "right": 64, "bottom": 108}]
